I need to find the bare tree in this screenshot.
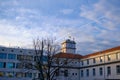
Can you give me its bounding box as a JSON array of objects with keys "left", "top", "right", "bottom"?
[
  {"left": 32, "top": 38, "right": 79, "bottom": 80},
  {"left": 19, "top": 38, "right": 80, "bottom": 80},
  {"left": 33, "top": 38, "right": 66, "bottom": 80}
]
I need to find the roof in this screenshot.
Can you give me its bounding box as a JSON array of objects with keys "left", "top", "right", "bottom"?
[
  {"left": 54, "top": 46, "right": 120, "bottom": 59},
  {"left": 54, "top": 52, "right": 83, "bottom": 59},
  {"left": 62, "top": 39, "right": 76, "bottom": 44},
  {"left": 83, "top": 46, "right": 120, "bottom": 59}
]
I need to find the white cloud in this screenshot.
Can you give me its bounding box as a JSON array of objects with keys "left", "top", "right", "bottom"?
[
  {"left": 80, "top": 0, "right": 120, "bottom": 30},
  {"left": 0, "top": 0, "right": 120, "bottom": 54},
  {"left": 60, "top": 9, "right": 73, "bottom": 14}
]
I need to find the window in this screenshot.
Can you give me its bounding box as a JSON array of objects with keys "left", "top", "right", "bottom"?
[
  {"left": 20, "top": 50, "right": 22, "bottom": 53},
  {"left": 81, "top": 70, "right": 83, "bottom": 77},
  {"left": 16, "top": 63, "right": 24, "bottom": 69},
  {"left": 81, "top": 61, "right": 84, "bottom": 66},
  {"left": 11, "top": 50, "right": 14, "bottom": 52},
  {"left": 8, "top": 54, "right": 16, "bottom": 59},
  {"left": 0, "top": 53, "right": 7, "bottom": 59},
  {"left": 17, "top": 55, "right": 24, "bottom": 60},
  {"left": 86, "top": 69, "right": 89, "bottom": 77},
  {"left": 25, "top": 55, "right": 33, "bottom": 61},
  {"left": 100, "top": 56, "right": 103, "bottom": 62},
  {"left": 55, "top": 69, "right": 59, "bottom": 76},
  {"left": 25, "top": 73, "right": 32, "bottom": 78},
  {"left": 75, "top": 62, "right": 77, "bottom": 64},
  {"left": 72, "top": 73, "right": 74, "bottom": 75},
  {"left": 17, "top": 55, "right": 21, "bottom": 60},
  {"left": 75, "top": 73, "right": 77, "bottom": 75},
  {"left": 0, "top": 71, "right": 4, "bottom": 77},
  {"left": 107, "top": 66, "right": 111, "bottom": 75},
  {"left": 99, "top": 67, "right": 103, "bottom": 76},
  {"left": 33, "top": 73, "right": 37, "bottom": 78},
  {"left": 93, "top": 58, "right": 96, "bottom": 63},
  {"left": 116, "top": 65, "right": 120, "bottom": 74},
  {"left": 64, "top": 60, "right": 67, "bottom": 64},
  {"left": 2, "top": 49, "right": 4, "bottom": 51},
  {"left": 107, "top": 55, "right": 111, "bottom": 61},
  {"left": 64, "top": 70, "right": 68, "bottom": 77},
  {"left": 6, "top": 62, "right": 15, "bottom": 68},
  {"left": 93, "top": 68, "right": 96, "bottom": 76},
  {"left": 87, "top": 59, "right": 89, "bottom": 65},
  {"left": 16, "top": 72, "right": 23, "bottom": 77},
  {"left": 25, "top": 63, "right": 32, "bottom": 69},
  {"left": 116, "top": 53, "right": 120, "bottom": 60},
  {"left": 6, "top": 72, "right": 14, "bottom": 77},
  {"left": 0, "top": 62, "right": 6, "bottom": 68}
]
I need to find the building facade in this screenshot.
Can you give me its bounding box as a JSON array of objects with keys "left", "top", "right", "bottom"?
[
  {"left": 0, "top": 39, "right": 120, "bottom": 80},
  {"left": 80, "top": 46, "right": 120, "bottom": 80},
  {"left": 0, "top": 47, "right": 39, "bottom": 80},
  {"left": 56, "top": 39, "right": 120, "bottom": 80}
]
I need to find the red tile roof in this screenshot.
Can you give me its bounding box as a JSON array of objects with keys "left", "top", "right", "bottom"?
[
  {"left": 54, "top": 52, "right": 83, "bottom": 59},
  {"left": 83, "top": 46, "right": 120, "bottom": 59},
  {"left": 54, "top": 46, "right": 120, "bottom": 59}
]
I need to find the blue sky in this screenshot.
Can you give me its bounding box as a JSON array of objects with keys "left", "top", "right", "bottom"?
[{"left": 0, "top": 0, "right": 120, "bottom": 55}]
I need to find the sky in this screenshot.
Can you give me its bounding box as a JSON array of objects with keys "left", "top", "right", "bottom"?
[{"left": 0, "top": 0, "right": 120, "bottom": 55}]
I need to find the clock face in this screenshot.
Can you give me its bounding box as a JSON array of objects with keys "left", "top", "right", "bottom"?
[{"left": 68, "top": 44, "right": 73, "bottom": 48}]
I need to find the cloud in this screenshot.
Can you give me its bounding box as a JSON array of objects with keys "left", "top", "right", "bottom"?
[
  {"left": 0, "top": 0, "right": 120, "bottom": 55},
  {"left": 60, "top": 9, "right": 73, "bottom": 14},
  {"left": 80, "top": 0, "right": 120, "bottom": 30}
]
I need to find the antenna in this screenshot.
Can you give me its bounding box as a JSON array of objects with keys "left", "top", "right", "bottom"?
[
  {"left": 73, "top": 37, "right": 75, "bottom": 41},
  {"left": 68, "top": 33, "right": 72, "bottom": 40}
]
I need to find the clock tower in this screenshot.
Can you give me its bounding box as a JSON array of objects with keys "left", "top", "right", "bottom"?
[{"left": 61, "top": 39, "right": 76, "bottom": 54}]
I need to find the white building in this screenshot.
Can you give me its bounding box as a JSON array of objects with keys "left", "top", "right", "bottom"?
[
  {"left": 0, "top": 39, "right": 120, "bottom": 80},
  {"left": 80, "top": 46, "right": 120, "bottom": 80},
  {"left": 54, "top": 39, "right": 120, "bottom": 80},
  {"left": 0, "top": 47, "right": 39, "bottom": 80}
]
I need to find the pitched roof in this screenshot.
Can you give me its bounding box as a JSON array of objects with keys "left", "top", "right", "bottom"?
[
  {"left": 62, "top": 39, "right": 76, "bottom": 44},
  {"left": 83, "top": 46, "right": 120, "bottom": 59},
  {"left": 54, "top": 52, "right": 83, "bottom": 59},
  {"left": 54, "top": 46, "right": 120, "bottom": 59}
]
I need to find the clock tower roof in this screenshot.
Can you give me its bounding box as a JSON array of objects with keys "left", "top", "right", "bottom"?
[{"left": 62, "top": 39, "right": 76, "bottom": 44}]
